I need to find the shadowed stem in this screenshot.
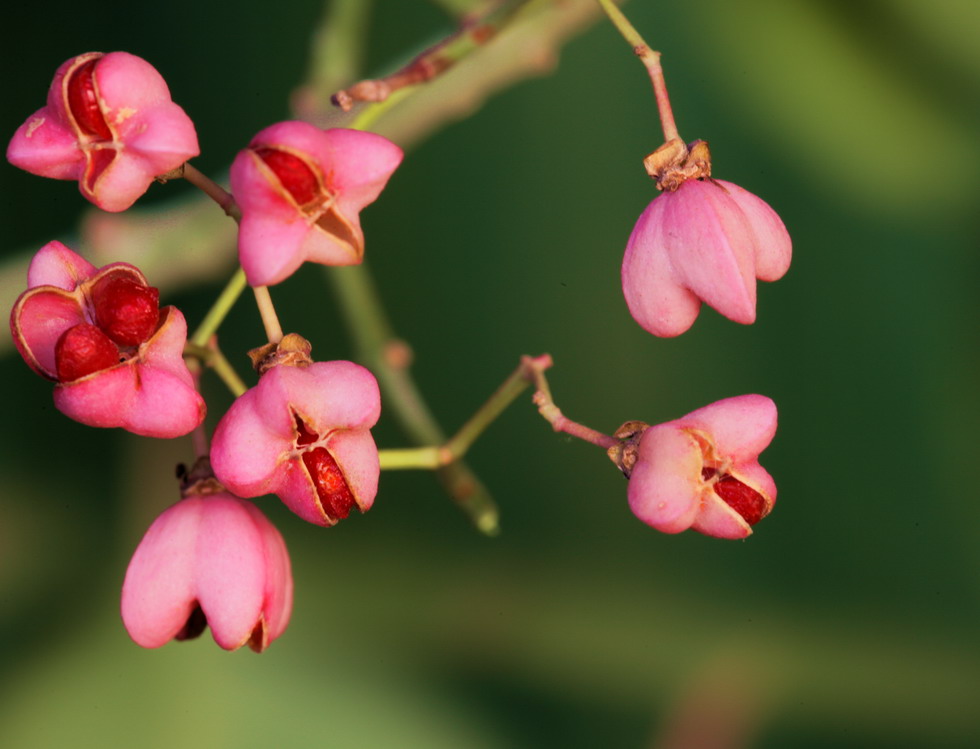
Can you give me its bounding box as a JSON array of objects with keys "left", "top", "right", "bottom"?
[
  {"left": 190, "top": 268, "right": 248, "bottom": 348},
  {"left": 527, "top": 359, "right": 618, "bottom": 448},
  {"left": 181, "top": 163, "right": 241, "bottom": 221},
  {"left": 182, "top": 163, "right": 285, "bottom": 349},
  {"left": 185, "top": 359, "right": 210, "bottom": 458},
  {"left": 184, "top": 341, "right": 249, "bottom": 397},
  {"left": 252, "top": 286, "right": 284, "bottom": 344},
  {"left": 316, "top": 0, "right": 603, "bottom": 534},
  {"left": 332, "top": 0, "right": 530, "bottom": 111},
  {"left": 325, "top": 264, "right": 502, "bottom": 535},
  {"left": 595, "top": 0, "right": 679, "bottom": 142},
  {"left": 379, "top": 354, "right": 553, "bottom": 470},
  {"left": 378, "top": 353, "right": 618, "bottom": 469},
  {"left": 318, "top": 2, "right": 555, "bottom": 535}
]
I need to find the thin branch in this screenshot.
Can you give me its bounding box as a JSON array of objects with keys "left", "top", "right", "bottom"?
[
  {"left": 378, "top": 354, "right": 551, "bottom": 470},
  {"left": 190, "top": 268, "right": 249, "bottom": 348},
  {"left": 252, "top": 286, "right": 284, "bottom": 344},
  {"left": 332, "top": 0, "right": 529, "bottom": 111},
  {"left": 181, "top": 163, "right": 241, "bottom": 221},
  {"left": 325, "top": 264, "right": 501, "bottom": 535},
  {"left": 595, "top": 0, "right": 679, "bottom": 142}
]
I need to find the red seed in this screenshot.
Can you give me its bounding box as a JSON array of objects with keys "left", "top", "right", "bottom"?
[
  {"left": 66, "top": 58, "right": 113, "bottom": 141},
  {"left": 712, "top": 475, "right": 769, "bottom": 526},
  {"left": 302, "top": 447, "right": 356, "bottom": 521},
  {"left": 294, "top": 413, "right": 319, "bottom": 445},
  {"left": 55, "top": 323, "right": 120, "bottom": 381},
  {"left": 91, "top": 275, "right": 160, "bottom": 347},
  {"left": 254, "top": 147, "right": 321, "bottom": 207}
]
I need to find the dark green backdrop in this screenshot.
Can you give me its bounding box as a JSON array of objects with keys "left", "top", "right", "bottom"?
[{"left": 1, "top": 1, "right": 977, "bottom": 747}]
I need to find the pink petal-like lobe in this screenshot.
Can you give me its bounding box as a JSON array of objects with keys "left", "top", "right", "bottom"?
[
  {"left": 628, "top": 424, "right": 703, "bottom": 533},
  {"left": 121, "top": 494, "right": 292, "bottom": 652},
  {"left": 622, "top": 177, "right": 791, "bottom": 337}
]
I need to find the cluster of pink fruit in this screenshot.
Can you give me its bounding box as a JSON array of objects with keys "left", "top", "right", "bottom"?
[{"left": 7, "top": 45, "right": 789, "bottom": 653}]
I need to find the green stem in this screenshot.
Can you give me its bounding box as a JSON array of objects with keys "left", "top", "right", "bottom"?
[
  {"left": 325, "top": 264, "right": 501, "bottom": 535},
  {"left": 379, "top": 446, "right": 444, "bottom": 470},
  {"left": 332, "top": 0, "right": 530, "bottom": 112},
  {"left": 378, "top": 354, "right": 550, "bottom": 470},
  {"left": 252, "top": 286, "right": 284, "bottom": 344},
  {"left": 350, "top": 88, "right": 414, "bottom": 131},
  {"left": 315, "top": 0, "right": 595, "bottom": 535},
  {"left": 208, "top": 346, "right": 249, "bottom": 397},
  {"left": 595, "top": 0, "right": 679, "bottom": 142},
  {"left": 447, "top": 354, "right": 547, "bottom": 458},
  {"left": 190, "top": 268, "right": 249, "bottom": 348},
  {"left": 182, "top": 163, "right": 241, "bottom": 221},
  {"left": 529, "top": 361, "right": 618, "bottom": 449},
  {"left": 292, "top": 0, "right": 373, "bottom": 123},
  {"left": 184, "top": 342, "right": 249, "bottom": 397}
]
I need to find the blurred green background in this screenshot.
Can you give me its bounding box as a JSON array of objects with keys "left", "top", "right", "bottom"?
[{"left": 1, "top": 1, "right": 978, "bottom": 747}]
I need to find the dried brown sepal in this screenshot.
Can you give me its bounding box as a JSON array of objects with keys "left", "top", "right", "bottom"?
[
  {"left": 154, "top": 164, "right": 186, "bottom": 184},
  {"left": 248, "top": 332, "right": 314, "bottom": 375},
  {"left": 177, "top": 456, "right": 225, "bottom": 498},
  {"left": 607, "top": 420, "right": 650, "bottom": 478},
  {"left": 644, "top": 138, "right": 712, "bottom": 192},
  {"left": 643, "top": 138, "right": 687, "bottom": 181}
]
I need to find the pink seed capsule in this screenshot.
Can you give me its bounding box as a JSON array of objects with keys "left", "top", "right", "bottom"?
[
  {"left": 622, "top": 394, "right": 778, "bottom": 539},
  {"left": 211, "top": 353, "right": 381, "bottom": 527},
  {"left": 230, "top": 121, "right": 403, "bottom": 286},
  {"left": 7, "top": 52, "right": 199, "bottom": 212}
]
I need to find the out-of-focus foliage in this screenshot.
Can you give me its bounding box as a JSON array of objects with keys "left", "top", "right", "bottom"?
[{"left": 1, "top": 1, "right": 977, "bottom": 747}]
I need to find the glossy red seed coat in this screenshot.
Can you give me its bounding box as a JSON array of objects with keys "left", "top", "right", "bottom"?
[
  {"left": 66, "top": 58, "right": 112, "bottom": 140},
  {"left": 255, "top": 147, "right": 321, "bottom": 206},
  {"left": 91, "top": 275, "right": 160, "bottom": 346},
  {"left": 701, "top": 466, "right": 769, "bottom": 525},
  {"left": 293, "top": 414, "right": 356, "bottom": 519},
  {"left": 55, "top": 323, "right": 120, "bottom": 381},
  {"left": 92, "top": 276, "right": 160, "bottom": 346},
  {"left": 302, "top": 448, "right": 356, "bottom": 519},
  {"left": 712, "top": 474, "right": 769, "bottom": 525}
]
